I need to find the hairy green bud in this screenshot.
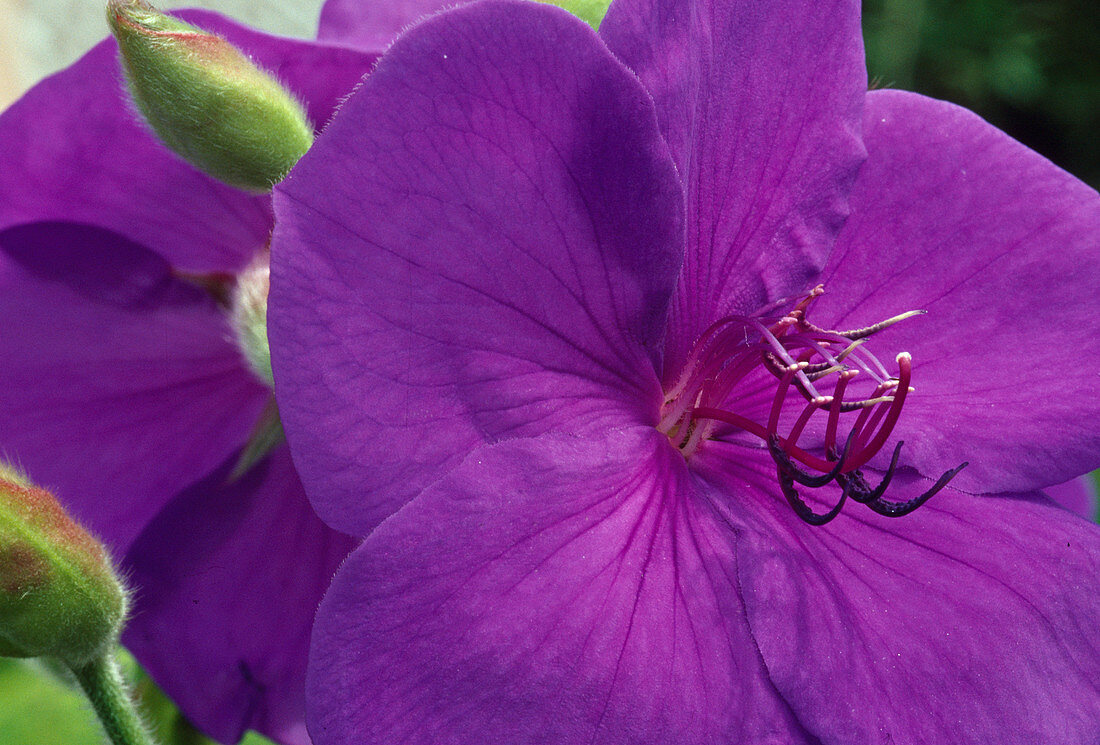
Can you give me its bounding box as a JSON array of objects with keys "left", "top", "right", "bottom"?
[
  {"left": 0, "top": 474, "right": 128, "bottom": 667},
  {"left": 107, "top": 0, "right": 314, "bottom": 191}
]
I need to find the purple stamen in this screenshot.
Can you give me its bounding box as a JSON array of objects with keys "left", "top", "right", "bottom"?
[{"left": 659, "top": 286, "right": 965, "bottom": 524}]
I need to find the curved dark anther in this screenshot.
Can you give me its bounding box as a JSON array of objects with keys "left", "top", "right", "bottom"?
[
  {"left": 767, "top": 431, "right": 854, "bottom": 488},
  {"left": 833, "top": 441, "right": 903, "bottom": 504},
  {"left": 802, "top": 360, "right": 835, "bottom": 376},
  {"left": 834, "top": 469, "right": 874, "bottom": 504},
  {"left": 839, "top": 399, "right": 887, "bottom": 413},
  {"left": 777, "top": 465, "right": 851, "bottom": 526},
  {"left": 864, "top": 461, "right": 969, "bottom": 517}
]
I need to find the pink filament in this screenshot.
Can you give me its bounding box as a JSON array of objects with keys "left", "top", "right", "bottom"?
[{"left": 660, "top": 298, "right": 918, "bottom": 479}]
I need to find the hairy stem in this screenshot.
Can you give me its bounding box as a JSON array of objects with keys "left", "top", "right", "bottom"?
[{"left": 70, "top": 652, "right": 158, "bottom": 745}]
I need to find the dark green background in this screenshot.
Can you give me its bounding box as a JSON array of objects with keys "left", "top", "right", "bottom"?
[{"left": 864, "top": 0, "right": 1100, "bottom": 187}]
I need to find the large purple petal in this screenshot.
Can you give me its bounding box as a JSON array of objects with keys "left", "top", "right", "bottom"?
[
  {"left": 0, "top": 10, "right": 375, "bottom": 275},
  {"left": 813, "top": 90, "right": 1100, "bottom": 494},
  {"left": 0, "top": 222, "right": 267, "bottom": 552},
  {"left": 696, "top": 445, "right": 1100, "bottom": 744},
  {"left": 308, "top": 429, "right": 817, "bottom": 745},
  {"left": 271, "top": 0, "right": 682, "bottom": 536},
  {"left": 318, "top": 0, "right": 453, "bottom": 52},
  {"left": 600, "top": 0, "right": 867, "bottom": 380},
  {"left": 124, "top": 445, "right": 356, "bottom": 745}
]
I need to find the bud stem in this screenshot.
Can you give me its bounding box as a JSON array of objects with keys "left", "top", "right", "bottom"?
[{"left": 70, "top": 652, "right": 159, "bottom": 745}]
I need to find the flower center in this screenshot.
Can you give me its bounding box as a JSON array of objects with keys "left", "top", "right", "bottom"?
[{"left": 659, "top": 285, "right": 966, "bottom": 525}]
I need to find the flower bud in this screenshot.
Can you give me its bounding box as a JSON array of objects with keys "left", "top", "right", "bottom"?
[
  {"left": 107, "top": 0, "right": 314, "bottom": 191},
  {"left": 0, "top": 463, "right": 31, "bottom": 489},
  {"left": 0, "top": 473, "right": 128, "bottom": 667}
]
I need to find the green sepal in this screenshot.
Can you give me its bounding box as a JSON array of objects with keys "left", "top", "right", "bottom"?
[
  {"left": 107, "top": 0, "right": 314, "bottom": 191},
  {"left": 536, "top": 0, "right": 612, "bottom": 29},
  {"left": 230, "top": 397, "right": 286, "bottom": 481}
]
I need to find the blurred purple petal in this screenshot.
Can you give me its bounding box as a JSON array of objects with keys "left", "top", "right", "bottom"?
[
  {"left": 601, "top": 0, "right": 867, "bottom": 380},
  {"left": 318, "top": 0, "right": 454, "bottom": 51},
  {"left": 271, "top": 0, "right": 682, "bottom": 536},
  {"left": 1046, "top": 476, "right": 1098, "bottom": 520},
  {"left": 0, "top": 222, "right": 266, "bottom": 551},
  {"left": 0, "top": 15, "right": 376, "bottom": 744},
  {"left": 125, "top": 446, "right": 356, "bottom": 745}
]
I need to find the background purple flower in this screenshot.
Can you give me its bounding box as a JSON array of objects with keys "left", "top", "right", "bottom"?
[
  {"left": 271, "top": 0, "right": 1100, "bottom": 742},
  {"left": 318, "top": 0, "right": 456, "bottom": 51},
  {"left": 0, "top": 12, "right": 374, "bottom": 744}
]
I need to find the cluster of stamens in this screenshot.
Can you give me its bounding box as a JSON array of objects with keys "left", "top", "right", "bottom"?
[{"left": 658, "top": 286, "right": 966, "bottom": 525}]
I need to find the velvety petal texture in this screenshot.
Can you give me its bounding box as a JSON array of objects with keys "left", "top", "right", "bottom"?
[
  {"left": 125, "top": 447, "right": 355, "bottom": 745},
  {"left": 0, "top": 222, "right": 267, "bottom": 551},
  {"left": 600, "top": 0, "right": 867, "bottom": 379},
  {"left": 814, "top": 91, "right": 1100, "bottom": 494},
  {"left": 312, "top": 429, "right": 1100, "bottom": 745},
  {"left": 0, "top": 10, "right": 375, "bottom": 275},
  {"left": 1046, "top": 476, "right": 1098, "bottom": 520},
  {"left": 692, "top": 444, "right": 1100, "bottom": 744},
  {"left": 271, "top": 0, "right": 683, "bottom": 536},
  {"left": 309, "top": 430, "right": 818, "bottom": 745}
]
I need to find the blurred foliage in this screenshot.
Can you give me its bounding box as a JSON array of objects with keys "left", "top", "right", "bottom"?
[
  {"left": 0, "top": 655, "right": 276, "bottom": 745},
  {"left": 0, "top": 658, "right": 102, "bottom": 744},
  {"left": 863, "top": 0, "right": 1100, "bottom": 187}
]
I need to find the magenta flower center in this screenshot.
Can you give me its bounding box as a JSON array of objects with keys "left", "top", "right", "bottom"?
[{"left": 659, "top": 285, "right": 966, "bottom": 524}]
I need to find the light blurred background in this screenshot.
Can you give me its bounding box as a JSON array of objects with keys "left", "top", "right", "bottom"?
[{"left": 0, "top": 0, "right": 325, "bottom": 110}]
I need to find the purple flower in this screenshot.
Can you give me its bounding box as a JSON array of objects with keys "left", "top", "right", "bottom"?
[
  {"left": 270, "top": 0, "right": 1100, "bottom": 742},
  {"left": 0, "top": 12, "right": 379, "bottom": 745}
]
